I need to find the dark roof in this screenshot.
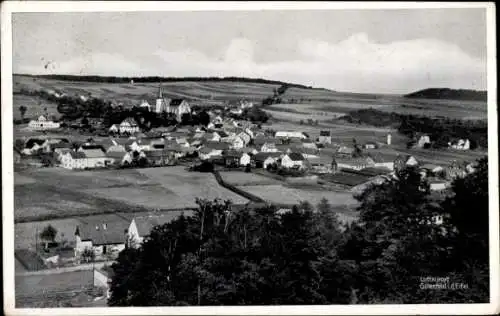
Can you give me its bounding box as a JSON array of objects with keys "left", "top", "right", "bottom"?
[
  {"left": 80, "top": 144, "right": 106, "bottom": 152},
  {"left": 77, "top": 215, "right": 130, "bottom": 245},
  {"left": 223, "top": 150, "right": 241, "bottom": 158},
  {"left": 134, "top": 211, "right": 192, "bottom": 237},
  {"left": 70, "top": 151, "right": 86, "bottom": 159},
  {"left": 287, "top": 152, "right": 305, "bottom": 161},
  {"left": 254, "top": 137, "right": 276, "bottom": 146},
  {"left": 142, "top": 150, "right": 173, "bottom": 158},
  {"left": 216, "top": 131, "right": 229, "bottom": 138},
  {"left": 205, "top": 141, "right": 231, "bottom": 150},
  {"left": 170, "top": 99, "right": 185, "bottom": 106},
  {"left": 254, "top": 152, "right": 283, "bottom": 162},
  {"left": 320, "top": 131, "right": 331, "bottom": 136},
  {"left": 51, "top": 142, "right": 71, "bottom": 149}
]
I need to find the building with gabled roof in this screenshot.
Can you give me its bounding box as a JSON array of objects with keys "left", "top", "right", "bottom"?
[
  {"left": 281, "top": 152, "right": 306, "bottom": 169},
  {"left": 127, "top": 211, "right": 194, "bottom": 247}
]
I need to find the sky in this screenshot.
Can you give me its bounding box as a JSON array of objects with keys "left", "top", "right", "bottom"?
[{"left": 12, "top": 9, "right": 488, "bottom": 94}]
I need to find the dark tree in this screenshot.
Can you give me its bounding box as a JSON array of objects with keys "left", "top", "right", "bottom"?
[
  {"left": 40, "top": 225, "right": 57, "bottom": 249},
  {"left": 19, "top": 105, "right": 27, "bottom": 120}
]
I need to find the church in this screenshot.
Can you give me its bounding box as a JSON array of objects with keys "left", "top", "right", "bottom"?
[{"left": 154, "top": 84, "right": 191, "bottom": 122}]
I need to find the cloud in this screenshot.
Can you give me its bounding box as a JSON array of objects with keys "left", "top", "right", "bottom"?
[{"left": 17, "top": 34, "right": 486, "bottom": 94}]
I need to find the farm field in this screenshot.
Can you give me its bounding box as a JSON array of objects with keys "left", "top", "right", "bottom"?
[
  {"left": 15, "top": 167, "right": 248, "bottom": 222},
  {"left": 12, "top": 94, "right": 60, "bottom": 120},
  {"left": 137, "top": 166, "right": 249, "bottom": 206},
  {"left": 237, "top": 184, "right": 358, "bottom": 208},
  {"left": 219, "top": 171, "right": 281, "bottom": 186},
  {"left": 15, "top": 270, "right": 93, "bottom": 298}
]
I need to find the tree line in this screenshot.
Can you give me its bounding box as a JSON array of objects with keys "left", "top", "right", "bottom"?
[
  {"left": 341, "top": 108, "right": 488, "bottom": 149},
  {"left": 109, "top": 157, "right": 489, "bottom": 305}
]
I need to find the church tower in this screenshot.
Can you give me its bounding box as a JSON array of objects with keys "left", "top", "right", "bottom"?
[{"left": 156, "top": 83, "right": 164, "bottom": 113}]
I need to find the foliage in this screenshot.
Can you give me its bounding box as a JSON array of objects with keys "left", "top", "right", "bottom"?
[
  {"left": 108, "top": 157, "right": 489, "bottom": 306},
  {"left": 40, "top": 225, "right": 57, "bottom": 243},
  {"left": 81, "top": 247, "right": 96, "bottom": 263},
  {"left": 19, "top": 105, "right": 27, "bottom": 119}
]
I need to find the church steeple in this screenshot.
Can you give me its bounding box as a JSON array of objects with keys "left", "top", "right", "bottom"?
[{"left": 158, "top": 83, "right": 163, "bottom": 98}]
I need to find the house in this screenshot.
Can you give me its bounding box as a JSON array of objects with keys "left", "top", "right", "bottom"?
[
  {"left": 335, "top": 156, "right": 376, "bottom": 171},
  {"left": 281, "top": 152, "right": 306, "bottom": 169},
  {"left": 227, "top": 136, "right": 245, "bottom": 149},
  {"left": 364, "top": 141, "right": 378, "bottom": 149},
  {"left": 108, "top": 124, "right": 119, "bottom": 134},
  {"left": 336, "top": 146, "right": 355, "bottom": 158},
  {"left": 420, "top": 164, "right": 445, "bottom": 178},
  {"left": 119, "top": 118, "right": 140, "bottom": 134},
  {"left": 449, "top": 139, "right": 471, "bottom": 150},
  {"left": 240, "top": 147, "right": 259, "bottom": 156},
  {"left": 28, "top": 115, "right": 60, "bottom": 130},
  {"left": 416, "top": 134, "right": 431, "bottom": 148},
  {"left": 368, "top": 153, "right": 399, "bottom": 171},
  {"left": 275, "top": 131, "right": 307, "bottom": 139},
  {"left": 318, "top": 130, "right": 332, "bottom": 145},
  {"left": 254, "top": 136, "right": 276, "bottom": 147},
  {"left": 127, "top": 211, "right": 193, "bottom": 247},
  {"left": 139, "top": 100, "right": 151, "bottom": 112},
  {"left": 302, "top": 139, "right": 318, "bottom": 150},
  {"left": 394, "top": 155, "right": 419, "bottom": 171},
  {"left": 199, "top": 142, "right": 230, "bottom": 160},
  {"left": 142, "top": 150, "right": 176, "bottom": 166},
  {"left": 61, "top": 150, "right": 113, "bottom": 170},
  {"left": 254, "top": 152, "right": 283, "bottom": 169},
  {"left": 275, "top": 144, "right": 292, "bottom": 154},
  {"left": 74, "top": 215, "right": 130, "bottom": 258},
  {"left": 240, "top": 152, "right": 254, "bottom": 167},
  {"left": 261, "top": 142, "right": 279, "bottom": 153},
  {"left": 167, "top": 99, "right": 192, "bottom": 122},
  {"left": 211, "top": 131, "right": 230, "bottom": 142},
  {"left": 237, "top": 131, "right": 252, "bottom": 146},
  {"left": 106, "top": 151, "right": 133, "bottom": 167},
  {"left": 428, "top": 178, "right": 450, "bottom": 191},
  {"left": 307, "top": 156, "right": 335, "bottom": 174},
  {"left": 223, "top": 150, "right": 241, "bottom": 167}
]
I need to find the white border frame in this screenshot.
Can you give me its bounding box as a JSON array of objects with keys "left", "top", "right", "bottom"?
[{"left": 2, "top": 2, "right": 498, "bottom": 315}]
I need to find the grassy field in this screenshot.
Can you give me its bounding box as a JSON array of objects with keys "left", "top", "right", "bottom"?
[
  {"left": 12, "top": 94, "right": 61, "bottom": 121},
  {"left": 16, "top": 270, "right": 93, "bottom": 298},
  {"left": 237, "top": 184, "right": 358, "bottom": 208},
  {"left": 14, "top": 166, "right": 247, "bottom": 222},
  {"left": 219, "top": 171, "right": 281, "bottom": 186}
]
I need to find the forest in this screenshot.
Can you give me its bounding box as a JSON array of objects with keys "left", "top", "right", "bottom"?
[
  {"left": 404, "top": 88, "right": 487, "bottom": 102},
  {"left": 109, "top": 158, "right": 489, "bottom": 305}
]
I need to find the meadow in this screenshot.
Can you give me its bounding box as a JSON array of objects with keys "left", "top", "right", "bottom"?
[
  {"left": 219, "top": 171, "right": 281, "bottom": 186},
  {"left": 14, "top": 166, "right": 247, "bottom": 223},
  {"left": 236, "top": 184, "right": 358, "bottom": 209}
]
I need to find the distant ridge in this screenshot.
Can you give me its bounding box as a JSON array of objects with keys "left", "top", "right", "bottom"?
[
  {"left": 14, "top": 74, "right": 331, "bottom": 92},
  {"left": 404, "top": 88, "right": 487, "bottom": 101}
]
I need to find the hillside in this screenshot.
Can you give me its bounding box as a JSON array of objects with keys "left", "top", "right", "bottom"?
[{"left": 404, "top": 88, "right": 487, "bottom": 101}]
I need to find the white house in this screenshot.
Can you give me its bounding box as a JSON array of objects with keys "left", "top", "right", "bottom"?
[
  {"left": 106, "top": 151, "right": 133, "bottom": 167},
  {"left": 61, "top": 150, "right": 113, "bottom": 170},
  {"left": 335, "top": 157, "right": 375, "bottom": 171},
  {"left": 318, "top": 131, "right": 332, "bottom": 145},
  {"left": 417, "top": 135, "right": 431, "bottom": 148},
  {"left": 139, "top": 100, "right": 151, "bottom": 112},
  {"left": 275, "top": 131, "right": 307, "bottom": 139},
  {"left": 237, "top": 132, "right": 252, "bottom": 146},
  {"left": 109, "top": 124, "right": 119, "bottom": 133},
  {"left": 28, "top": 115, "right": 60, "bottom": 131},
  {"left": 167, "top": 99, "right": 192, "bottom": 122},
  {"left": 240, "top": 153, "right": 253, "bottom": 166},
  {"left": 74, "top": 217, "right": 129, "bottom": 259},
  {"left": 127, "top": 212, "right": 193, "bottom": 247},
  {"left": 261, "top": 142, "right": 278, "bottom": 153},
  {"left": 119, "top": 118, "right": 140, "bottom": 134},
  {"left": 281, "top": 153, "right": 306, "bottom": 168},
  {"left": 449, "top": 139, "right": 471, "bottom": 150}
]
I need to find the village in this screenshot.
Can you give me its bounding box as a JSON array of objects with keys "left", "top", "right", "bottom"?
[{"left": 14, "top": 83, "right": 483, "bottom": 306}]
